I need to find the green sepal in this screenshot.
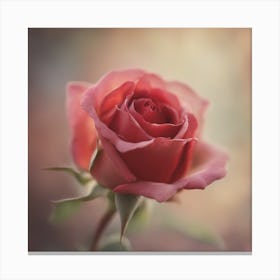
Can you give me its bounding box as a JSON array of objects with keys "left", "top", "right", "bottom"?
[
  {"left": 127, "top": 199, "right": 153, "bottom": 233},
  {"left": 44, "top": 167, "right": 92, "bottom": 185},
  {"left": 114, "top": 193, "right": 142, "bottom": 242},
  {"left": 99, "top": 234, "right": 131, "bottom": 251},
  {"left": 50, "top": 184, "right": 108, "bottom": 224},
  {"left": 89, "top": 144, "right": 101, "bottom": 174},
  {"left": 49, "top": 199, "right": 81, "bottom": 225}
]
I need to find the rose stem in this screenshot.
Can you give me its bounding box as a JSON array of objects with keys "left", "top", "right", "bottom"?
[{"left": 90, "top": 205, "right": 115, "bottom": 251}]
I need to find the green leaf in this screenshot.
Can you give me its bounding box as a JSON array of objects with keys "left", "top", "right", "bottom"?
[
  {"left": 44, "top": 167, "right": 92, "bottom": 185},
  {"left": 99, "top": 234, "right": 131, "bottom": 251},
  {"left": 78, "top": 184, "right": 109, "bottom": 202},
  {"left": 114, "top": 194, "right": 142, "bottom": 242},
  {"left": 50, "top": 199, "right": 81, "bottom": 224},
  {"left": 50, "top": 184, "right": 108, "bottom": 224}
]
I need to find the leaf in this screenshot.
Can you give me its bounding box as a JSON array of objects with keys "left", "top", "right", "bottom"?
[
  {"left": 45, "top": 167, "right": 92, "bottom": 185},
  {"left": 50, "top": 199, "right": 81, "bottom": 224},
  {"left": 78, "top": 184, "right": 109, "bottom": 202},
  {"left": 114, "top": 193, "right": 142, "bottom": 242},
  {"left": 99, "top": 234, "right": 131, "bottom": 251},
  {"left": 50, "top": 184, "right": 108, "bottom": 224}
]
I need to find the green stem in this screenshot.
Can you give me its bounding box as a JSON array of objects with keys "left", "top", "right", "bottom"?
[{"left": 90, "top": 203, "right": 115, "bottom": 251}]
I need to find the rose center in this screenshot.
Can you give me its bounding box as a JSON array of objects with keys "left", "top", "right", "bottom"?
[{"left": 134, "top": 98, "right": 170, "bottom": 124}]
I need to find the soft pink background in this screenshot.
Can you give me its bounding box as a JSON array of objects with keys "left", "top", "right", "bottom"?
[{"left": 28, "top": 28, "right": 251, "bottom": 251}]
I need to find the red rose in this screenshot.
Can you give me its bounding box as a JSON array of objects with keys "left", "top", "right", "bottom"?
[{"left": 67, "top": 69, "right": 228, "bottom": 202}]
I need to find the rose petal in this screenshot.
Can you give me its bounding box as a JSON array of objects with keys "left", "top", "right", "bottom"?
[
  {"left": 183, "top": 113, "right": 198, "bottom": 138},
  {"left": 179, "top": 142, "right": 228, "bottom": 190},
  {"left": 134, "top": 78, "right": 182, "bottom": 112},
  {"left": 114, "top": 142, "right": 228, "bottom": 202},
  {"left": 129, "top": 103, "right": 183, "bottom": 138},
  {"left": 170, "top": 140, "right": 196, "bottom": 182},
  {"left": 120, "top": 137, "right": 194, "bottom": 183},
  {"left": 164, "top": 113, "right": 198, "bottom": 182},
  {"left": 82, "top": 83, "right": 156, "bottom": 151},
  {"left": 82, "top": 70, "right": 202, "bottom": 153},
  {"left": 133, "top": 98, "right": 167, "bottom": 124},
  {"left": 99, "top": 81, "right": 135, "bottom": 124},
  {"left": 91, "top": 146, "right": 128, "bottom": 189},
  {"left": 66, "top": 82, "right": 97, "bottom": 170},
  {"left": 82, "top": 82, "right": 155, "bottom": 152},
  {"left": 166, "top": 81, "right": 209, "bottom": 135},
  {"left": 173, "top": 111, "right": 199, "bottom": 139},
  {"left": 109, "top": 106, "right": 152, "bottom": 142},
  {"left": 98, "top": 136, "right": 136, "bottom": 183},
  {"left": 92, "top": 69, "right": 146, "bottom": 111}
]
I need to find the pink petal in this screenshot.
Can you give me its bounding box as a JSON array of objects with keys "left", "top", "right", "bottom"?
[
  {"left": 170, "top": 114, "right": 198, "bottom": 180},
  {"left": 81, "top": 70, "right": 205, "bottom": 153},
  {"left": 120, "top": 137, "right": 194, "bottom": 183},
  {"left": 174, "top": 112, "right": 198, "bottom": 139},
  {"left": 135, "top": 77, "right": 182, "bottom": 112},
  {"left": 166, "top": 81, "right": 209, "bottom": 135},
  {"left": 178, "top": 142, "right": 228, "bottom": 190},
  {"left": 99, "top": 81, "right": 135, "bottom": 124},
  {"left": 133, "top": 98, "right": 168, "bottom": 124},
  {"left": 98, "top": 136, "right": 136, "bottom": 183},
  {"left": 114, "top": 142, "right": 228, "bottom": 202},
  {"left": 91, "top": 69, "right": 146, "bottom": 111},
  {"left": 91, "top": 145, "right": 129, "bottom": 189},
  {"left": 183, "top": 113, "right": 198, "bottom": 138},
  {"left": 170, "top": 139, "right": 196, "bottom": 182},
  {"left": 133, "top": 74, "right": 205, "bottom": 138},
  {"left": 66, "top": 82, "right": 97, "bottom": 170},
  {"left": 109, "top": 106, "right": 152, "bottom": 142},
  {"left": 129, "top": 103, "right": 183, "bottom": 138},
  {"left": 82, "top": 83, "right": 157, "bottom": 153}
]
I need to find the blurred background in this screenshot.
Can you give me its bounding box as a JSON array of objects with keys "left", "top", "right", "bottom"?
[{"left": 28, "top": 28, "right": 251, "bottom": 252}]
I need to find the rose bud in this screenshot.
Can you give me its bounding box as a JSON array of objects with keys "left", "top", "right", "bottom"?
[{"left": 66, "top": 69, "right": 228, "bottom": 202}]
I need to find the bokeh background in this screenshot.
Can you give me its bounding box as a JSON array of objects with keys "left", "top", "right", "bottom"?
[{"left": 28, "top": 28, "right": 251, "bottom": 252}]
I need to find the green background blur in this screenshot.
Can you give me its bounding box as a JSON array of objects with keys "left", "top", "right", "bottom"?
[{"left": 28, "top": 28, "right": 251, "bottom": 252}]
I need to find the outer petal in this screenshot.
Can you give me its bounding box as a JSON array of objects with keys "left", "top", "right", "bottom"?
[
  {"left": 120, "top": 137, "right": 194, "bottom": 183},
  {"left": 91, "top": 146, "right": 129, "bottom": 189},
  {"left": 97, "top": 136, "right": 136, "bottom": 183},
  {"left": 82, "top": 83, "right": 159, "bottom": 153},
  {"left": 114, "top": 142, "right": 228, "bottom": 202},
  {"left": 92, "top": 69, "right": 146, "bottom": 113},
  {"left": 99, "top": 81, "right": 135, "bottom": 124},
  {"left": 66, "top": 82, "right": 97, "bottom": 170}
]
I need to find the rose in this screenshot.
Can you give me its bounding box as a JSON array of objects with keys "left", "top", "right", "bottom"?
[{"left": 66, "top": 69, "right": 228, "bottom": 202}]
